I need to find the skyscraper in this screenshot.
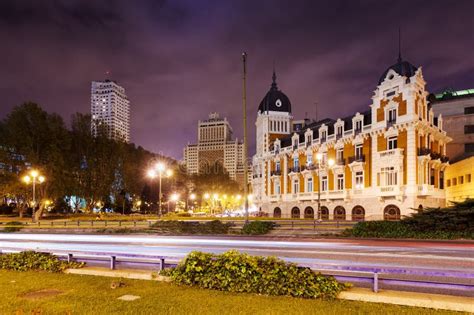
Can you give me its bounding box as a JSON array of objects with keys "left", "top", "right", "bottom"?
[
  {"left": 91, "top": 80, "right": 130, "bottom": 143},
  {"left": 183, "top": 112, "right": 251, "bottom": 188}
]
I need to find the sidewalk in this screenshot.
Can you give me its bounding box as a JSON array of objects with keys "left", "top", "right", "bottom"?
[{"left": 65, "top": 267, "right": 474, "bottom": 313}]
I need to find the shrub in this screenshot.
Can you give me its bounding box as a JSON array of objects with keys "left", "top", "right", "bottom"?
[
  {"left": 164, "top": 250, "right": 348, "bottom": 299},
  {"left": 177, "top": 212, "right": 192, "bottom": 217},
  {"left": 344, "top": 200, "right": 474, "bottom": 239},
  {"left": 0, "top": 221, "right": 24, "bottom": 233},
  {"left": 242, "top": 221, "right": 276, "bottom": 235},
  {"left": 152, "top": 220, "right": 233, "bottom": 234},
  {"left": 0, "top": 251, "right": 84, "bottom": 272}
]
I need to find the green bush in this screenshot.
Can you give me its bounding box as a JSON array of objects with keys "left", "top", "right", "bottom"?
[
  {"left": 152, "top": 220, "right": 233, "bottom": 234},
  {"left": 344, "top": 200, "right": 474, "bottom": 239},
  {"left": 164, "top": 250, "right": 348, "bottom": 299},
  {"left": 0, "top": 251, "right": 84, "bottom": 272},
  {"left": 0, "top": 221, "right": 23, "bottom": 233},
  {"left": 242, "top": 221, "right": 276, "bottom": 235},
  {"left": 177, "top": 212, "right": 192, "bottom": 217}
]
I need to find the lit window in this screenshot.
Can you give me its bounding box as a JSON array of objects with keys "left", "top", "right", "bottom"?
[
  {"left": 337, "top": 174, "right": 344, "bottom": 190},
  {"left": 355, "top": 171, "right": 364, "bottom": 188},
  {"left": 388, "top": 136, "right": 398, "bottom": 150},
  {"left": 307, "top": 177, "right": 313, "bottom": 192}
]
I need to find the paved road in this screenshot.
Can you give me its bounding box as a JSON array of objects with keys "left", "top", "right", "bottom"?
[{"left": 1, "top": 233, "right": 472, "bottom": 273}]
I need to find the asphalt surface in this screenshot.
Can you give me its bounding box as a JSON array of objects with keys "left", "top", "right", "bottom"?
[{"left": 1, "top": 234, "right": 473, "bottom": 295}]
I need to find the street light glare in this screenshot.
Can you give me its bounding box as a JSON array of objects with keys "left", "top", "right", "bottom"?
[
  {"left": 147, "top": 169, "right": 157, "bottom": 178},
  {"left": 155, "top": 162, "right": 165, "bottom": 172},
  {"left": 328, "top": 158, "right": 335, "bottom": 167},
  {"left": 38, "top": 175, "right": 45, "bottom": 183},
  {"left": 166, "top": 169, "right": 173, "bottom": 177},
  {"left": 30, "top": 170, "right": 39, "bottom": 178},
  {"left": 204, "top": 193, "right": 210, "bottom": 199},
  {"left": 22, "top": 175, "right": 31, "bottom": 184},
  {"left": 316, "top": 153, "right": 323, "bottom": 161},
  {"left": 190, "top": 193, "right": 196, "bottom": 200},
  {"left": 171, "top": 193, "right": 179, "bottom": 201}
]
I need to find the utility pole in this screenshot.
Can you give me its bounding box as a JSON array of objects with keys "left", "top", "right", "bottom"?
[{"left": 242, "top": 52, "right": 249, "bottom": 223}]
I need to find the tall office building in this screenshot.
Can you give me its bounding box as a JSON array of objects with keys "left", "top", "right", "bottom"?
[
  {"left": 183, "top": 112, "right": 250, "bottom": 188},
  {"left": 91, "top": 80, "right": 130, "bottom": 143}
]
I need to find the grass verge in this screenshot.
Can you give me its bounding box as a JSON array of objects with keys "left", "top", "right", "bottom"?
[{"left": 0, "top": 270, "right": 461, "bottom": 315}]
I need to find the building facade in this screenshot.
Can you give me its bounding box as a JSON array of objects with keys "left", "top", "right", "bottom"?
[
  {"left": 429, "top": 89, "right": 474, "bottom": 162},
  {"left": 91, "top": 80, "right": 131, "bottom": 143},
  {"left": 252, "top": 58, "right": 451, "bottom": 220},
  {"left": 183, "top": 112, "right": 250, "bottom": 187},
  {"left": 445, "top": 156, "right": 474, "bottom": 204}
]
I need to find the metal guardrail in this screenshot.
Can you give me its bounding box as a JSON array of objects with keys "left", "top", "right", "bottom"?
[
  {"left": 1, "top": 247, "right": 472, "bottom": 295},
  {"left": 2, "top": 220, "right": 357, "bottom": 230}
]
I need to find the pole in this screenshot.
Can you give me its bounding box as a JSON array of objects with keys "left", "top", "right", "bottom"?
[
  {"left": 242, "top": 51, "right": 249, "bottom": 223},
  {"left": 317, "top": 161, "right": 321, "bottom": 220},
  {"left": 32, "top": 178, "right": 36, "bottom": 221},
  {"left": 158, "top": 173, "right": 162, "bottom": 217}
]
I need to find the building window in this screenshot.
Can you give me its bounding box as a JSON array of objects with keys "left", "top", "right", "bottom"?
[
  {"left": 447, "top": 179, "right": 451, "bottom": 187},
  {"left": 336, "top": 174, "right": 344, "bottom": 190},
  {"left": 293, "top": 157, "right": 299, "bottom": 169},
  {"left": 307, "top": 153, "right": 312, "bottom": 166},
  {"left": 466, "top": 143, "right": 474, "bottom": 153},
  {"left": 467, "top": 174, "right": 472, "bottom": 183},
  {"left": 275, "top": 161, "right": 280, "bottom": 172},
  {"left": 355, "top": 171, "right": 364, "bottom": 189},
  {"left": 381, "top": 166, "right": 397, "bottom": 186},
  {"left": 307, "top": 177, "right": 313, "bottom": 192},
  {"left": 355, "top": 120, "right": 362, "bottom": 133},
  {"left": 321, "top": 176, "right": 328, "bottom": 192},
  {"left": 355, "top": 144, "right": 363, "bottom": 158},
  {"left": 321, "top": 131, "right": 327, "bottom": 142},
  {"left": 465, "top": 106, "right": 474, "bottom": 115},
  {"left": 452, "top": 177, "right": 457, "bottom": 186},
  {"left": 464, "top": 125, "right": 474, "bottom": 134},
  {"left": 459, "top": 176, "right": 464, "bottom": 185},
  {"left": 388, "top": 136, "right": 398, "bottom": 150},
  {"left": 275, "top": 182, "right": 280, "bottom": 195},
  {"left": 293, "top": 179, "right": 299, "bottom": 194},
  {"left": 336, "top": 148, "right": 344, "bottom": 164},
  {"left": 388, "top": 108, "right": 397, "bottom": 123}
]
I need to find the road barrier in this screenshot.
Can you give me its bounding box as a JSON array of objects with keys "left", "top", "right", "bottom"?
[{"left": 0, "top": 247, "right": 472, "bottom": 296}]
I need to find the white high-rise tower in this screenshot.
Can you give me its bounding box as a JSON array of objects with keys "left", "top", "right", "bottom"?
[{"left": 91, "top": 80, "right": 130, "bottom": 143}]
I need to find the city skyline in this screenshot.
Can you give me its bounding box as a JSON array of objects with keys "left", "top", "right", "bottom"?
[{"left": 0, "top": 1, "right": 473, "bottom": 158}]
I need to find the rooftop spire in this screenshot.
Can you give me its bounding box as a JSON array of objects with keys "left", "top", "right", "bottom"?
[
  {"left": 398, "top": 27, "right": 402, "bottom": 63},
  {"left": 271, "top": 60, "right": 277, "bottom": 90}
]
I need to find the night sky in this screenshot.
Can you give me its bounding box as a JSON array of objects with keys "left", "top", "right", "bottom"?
[{"left": 1, "top": 0, "right": 473, "bottom": 159}]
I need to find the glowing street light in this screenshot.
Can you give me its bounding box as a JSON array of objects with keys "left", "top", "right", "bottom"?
[
  {"left": 203, "top": 193, "right": 210, "bottom": 199},
  {"left": 147, "top": 162, "right": 173, "bottom": 216},
  {"left": 22, "top": 169, "right": 46, "bottom": 221}
]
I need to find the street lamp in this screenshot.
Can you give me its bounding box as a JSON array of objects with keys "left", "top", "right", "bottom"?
[
  {"left": 22, "top": 169, "right": 45, "bottom": 221},
  {"left": 168, "top": 193, "right": 179, "bottom": 213},
  {"left": 147, "top": 162, "right": 172, "bottom": 217},
  {"left": 315, "top": 154, "right": 334, "bottom": 221},
  {"left": 188, "top": 193, "right": 196, "bottom": 211}
]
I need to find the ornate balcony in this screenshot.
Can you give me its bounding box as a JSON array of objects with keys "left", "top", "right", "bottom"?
[
  {"left": 288, "top": 166, "right": 301, "bottom": 173},
  {"left": 270, "top": 170, "right": 281, "bottom": 176},
  {"left": 335, "top": 158, "right": 346, "bottom": 166},
  {"left": 378, "top": 185, "right": 401, "bottom": 197},
  {"left": 417, "top": 184, "right": 434, "bottom": 196},
  {"left": 348, "top": 154, "right": 365, "bottom": 163},
  {"left": 386, "top": 119, "right": 396, "bottom": 128}
]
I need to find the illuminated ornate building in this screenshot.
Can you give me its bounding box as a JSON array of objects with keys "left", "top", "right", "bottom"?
[{"left": 251, "top": 57, "right": 451, "bottom": 220}]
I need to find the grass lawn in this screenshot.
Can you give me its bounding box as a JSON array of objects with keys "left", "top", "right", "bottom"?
[{"left": 0, "top": 270, "right": 462, "bottom": 315}]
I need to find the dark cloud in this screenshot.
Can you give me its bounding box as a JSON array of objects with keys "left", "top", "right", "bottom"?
[{"left": 0, "top": 0, "right": 473, "bottom": 158}]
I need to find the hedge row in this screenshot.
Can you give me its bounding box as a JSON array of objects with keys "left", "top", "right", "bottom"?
[{"left": 163, "top": 250, "right": 348, "bottom": 299}]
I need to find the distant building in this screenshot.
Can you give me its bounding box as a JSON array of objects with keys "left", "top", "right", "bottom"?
[
  {"left": 445, "top": 156, "right": 474, "bottom": 203},
  {"left": 429, "top": 89, "right": 474, "bottom": 162},
  {"left": 183, "top": 112, "right": 250, "bottom": 188},
  {"left": 91, "top": 80, "right": 130, "bottom": 143}
]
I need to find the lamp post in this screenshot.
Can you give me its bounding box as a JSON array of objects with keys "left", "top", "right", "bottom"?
[
  {"left": 315, "top": 154, "right": 334, "bottom": 220},
  {"left": 168, "top": 193, "right": 179, "bottom": 213},
  {"left": 22, "top": 169, "right": 45, "bottom": 221},
  {"left": 147, "top": 162, "right": 172, "bottom": 217},
  {"left": 242, "top": 51, "right": 249, "bottom": 223}
]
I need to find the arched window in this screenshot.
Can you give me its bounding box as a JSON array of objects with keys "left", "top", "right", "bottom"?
[
  {"left": 320, "top": 206, "right": 329, "bottom": 220},
  {"left": 304, "top": 207, "right": 314, "bottom": 219},
  {"left": 291, "top": 207, "right": 300, "bottom": 219},
  {"left": 273, "top": 207, "right": 282, "bottom": 218},
  {"left": 351, "top": 206, "right": 365, "bottom": 221},
  {"left": 334, "top": 206, "right": 346, "bottom": 220},
  {"left": 384, "top": 205, "right": 400, "bottom": 221}
]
